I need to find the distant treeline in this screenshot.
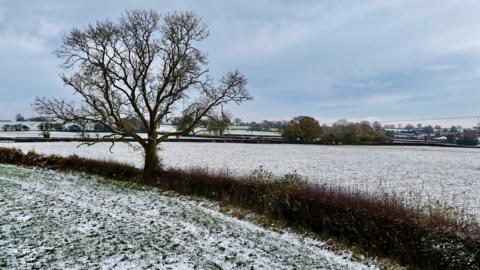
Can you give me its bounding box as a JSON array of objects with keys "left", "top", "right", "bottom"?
[
  {"left": 171, "top": 115, "right": 284, "bottom": 134},
  {"left": 280, "top": 116, "right": 479, "bottom": 145},
  {"left": 13, "top": 114, "right": 51, "bottom": 122},
  {"left": 281, "top": 116, "right": 386, "bottom": 144},
  {"left": 1, "top": 124, "right": 30, "bottom": 132},
  {"left": 10, "top": 113, "right": 479, "bottom": 146}
]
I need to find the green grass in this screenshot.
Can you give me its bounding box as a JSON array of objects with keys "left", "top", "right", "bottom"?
[
  {"left": 227, "top": 125, "right": 250, "bottom": 130},
  {"left": 0, "top": 164, "right": 30, "bottom": 180}
]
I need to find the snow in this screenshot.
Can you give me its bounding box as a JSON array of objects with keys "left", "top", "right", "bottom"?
[
  {"left": 0, "top": 131, "right": 105, "bottom": 138},
  {"left": 0, "top": 164, "right": 375, "bottom": 269},
  {"left": 0, "top": 128, "right": 280, "bottom": 139},
  {"left": 0, "top": 123, "right": 179, "bottom": 133},
  {"left": 1, "top": 141, "right": 479, "bottom": 220}
]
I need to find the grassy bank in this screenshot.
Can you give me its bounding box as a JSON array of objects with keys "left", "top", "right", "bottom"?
[{"left": 0, "top": 147, "right": 478, "bottom": 269}]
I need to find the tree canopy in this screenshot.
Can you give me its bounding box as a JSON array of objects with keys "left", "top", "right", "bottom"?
[
  {"left": 33, "top": 10, "right": 252, "bottom": 176},
  {"left": 282, "top": 116, "right": 323, "bottom": 143}
]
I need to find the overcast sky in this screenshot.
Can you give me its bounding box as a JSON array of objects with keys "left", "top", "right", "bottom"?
[{"left": 1, "top": 0, "right": 480, "bottom": 126}]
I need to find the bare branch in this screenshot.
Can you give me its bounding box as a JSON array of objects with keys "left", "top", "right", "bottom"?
[{"left": 34, "top": 9, "right": 251, "bottom": 175}]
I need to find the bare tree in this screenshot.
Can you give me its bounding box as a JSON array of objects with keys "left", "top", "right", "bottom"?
[
  {"left": 15, "top": 113, "right": 25, "bottom": 122},
  {"left": 206, "top": 111, "right": 232, "bottom": 135},
  {"left": 33, "top": 10, "right": 252, "bottom": 177},
  {"left": 372, "top": 121, "right": 383, "bottom": 132},
  {"left": 233, "top": 117, "right": 242, "bottom": 126}
]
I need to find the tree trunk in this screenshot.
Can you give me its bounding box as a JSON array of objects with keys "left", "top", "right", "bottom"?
[{"left": 143, "top": 141, "right": 159, "bottom": 180}]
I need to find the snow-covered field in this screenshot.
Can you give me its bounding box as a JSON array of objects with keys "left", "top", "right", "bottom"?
[
  {"left": 0, "top": 164, "right": 375, "bottom": 269},
  {"left": 0, "top": 129, "right": 280, "bottom": 139},
  {"left": 0, "top": 131, "right": 107, "bottom": 138},
  {"left": 0, "top": 131, "right": 220, "bottom": 140},
  {"left": 1, "top": 141, "right": 479, "bottom": 220}
]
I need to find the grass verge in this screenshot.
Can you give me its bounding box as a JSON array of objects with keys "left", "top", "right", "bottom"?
[{"left": 0, "top": 147, "right": 478, "bottom": 269}]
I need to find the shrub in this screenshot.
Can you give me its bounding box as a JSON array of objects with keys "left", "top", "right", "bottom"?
[{"left": 41, "top": 130, "right": 51, "bottom": 138}]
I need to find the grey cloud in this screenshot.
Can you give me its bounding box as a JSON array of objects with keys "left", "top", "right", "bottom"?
[{"left": 1, "top": 0, "right": 480, "bottom": 126}]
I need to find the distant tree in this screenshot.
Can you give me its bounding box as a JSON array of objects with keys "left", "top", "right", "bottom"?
[
  {"left": 357, "top": 122, "right": 383, "bottom": 143},
  {"left": 67, "top": 124, "right": 82, "bottom": 132},
  {"left": 233, "top": 117, "right": 242, "bottom": 126},
  {"left": 332, "top": 128, "right": 346, "bottom": 143},
  {"left": 446, "top": 134, "right": 456, "bottom": 143},
  {"left": 372, "top": 121, "right": 383, "bottom": 132},
  {"left": 54, "top": 124, "right": 64, "bottom": 131},
  {"left": 273, "top": 121, "right": 284, "bottom": 129},
  {"left": 206, "top": 112, "right": 231, "bottom": 135},
  {"left": 37, "top": 122, "right": 47, "bottom": 131},
  {"left": 282, "top": 116, "right": 323, "bottom": 143},
  {"left": 38, "top": 122, "right": 64, "bottom": 131},
  {"left": 457, "top": 130, "right": 478, "bottom": 146},
  {"left": 424, "top": 125, "right": 434, "bottom": 134},
  {"left": 322, "top": 120, "right": 386, "bottom": 144},
  {"left": 175, "top": 114, "right": 198, "bottom": 134},
  {"left": 248, "top": 122, "right": 262, "bottom": 132},
  {"left": 322, "top": 130, "right": 337, "bottom": 144},
  {"left": 385, "top": 130, "right": 395, "bottom": 138},
  {"left": 343, "top": 123, "right": 358, "bottom": 143},
  {"left": 261, "top": 120, "right": 274, "bottom": 131},
  {"left": 93, "top": 122, "right": 110, "bottom": 132},
  {"left": 27, "top": 116, "right": 50, "bottom": 122},
  {"left": 360, "top": 120, "right": 370, "bottom": 126},
  {"left": 121, "top": 117, "right": 147, "bottom": 133},
  {"left": 335, "top": 119, "right": 349, "bottom": 126},
  {"left": 450, "top": 125, "right": 458, "bottom": 134},
  {"left": 332, "top": 120, "right": 347, "bottom": 143},
  {"left": 33, "top": 10, "right": 251, "bottom": 177},
  {"left": 416, "top": 123, "right": 423, "bottom": 129},
  {"left": 170, "top": 117, "right": 182, "bottom": 126},
  {"left": 15, "top": 113, "right": 25, "bottom": 122},
  {"left": 405, "top": 124, "right": 415, "bottom": 131},
  {"left": 6, "top": 124, "right": 26, "bottom": 131}
]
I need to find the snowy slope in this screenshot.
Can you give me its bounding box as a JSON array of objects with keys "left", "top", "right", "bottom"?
[{"left": 0, "top": 165, "right": 376, "bottom": 269}]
